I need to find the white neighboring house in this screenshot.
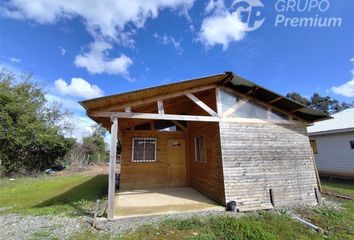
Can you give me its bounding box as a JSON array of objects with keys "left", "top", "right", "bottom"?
[{"left": 307, "top": 108, "right": 354, "bottom": 178}]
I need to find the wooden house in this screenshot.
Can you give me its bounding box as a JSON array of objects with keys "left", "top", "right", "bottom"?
[{"left": 80, "top": 72, "right": 329, "bottom": 219}]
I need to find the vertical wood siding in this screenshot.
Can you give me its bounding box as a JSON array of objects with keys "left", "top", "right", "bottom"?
[{"left": 219, "top": 121, "right": 319, "bottom": 211}]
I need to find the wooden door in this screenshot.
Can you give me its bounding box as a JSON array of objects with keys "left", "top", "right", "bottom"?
[{"left": 167, "top": 139, "right": 187, "bottom": 187}]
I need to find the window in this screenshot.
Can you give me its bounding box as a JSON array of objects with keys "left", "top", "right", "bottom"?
[
  {"left": 132, "top": 137, "right": 156, "bottom": 162},
  {"left": 195, "top": 136, "right": 206, "bottom": 162},
  {"left": 350, "top": 141, "right": 354, "bottom": 149},
  {"left": 219, "top": 89, "right": 290, "bottom": 121},
  {"left": 310, "top": 140, "right": 318, "bottom": 154}
]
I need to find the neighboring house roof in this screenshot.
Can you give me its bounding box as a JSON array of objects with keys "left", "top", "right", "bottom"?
[
  {"left": 80, "top": 72, "right": 329, "bottom": 123},
  {"left": 307, "top": 108, "right": 354, "bottom": 135}
]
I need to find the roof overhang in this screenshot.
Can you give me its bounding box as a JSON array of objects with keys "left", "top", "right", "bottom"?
[
  {"left": 80, "top": 72, "right": 330, "bottom": 124},
  {"left": 308, "top": 127, "right": 354, "bottom": 136}
]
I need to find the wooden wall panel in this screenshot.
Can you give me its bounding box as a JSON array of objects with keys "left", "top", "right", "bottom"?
[
  {"left": 219, "top": 121, "right": 319, "bottom": 211},
  {"left": 188, "top": 123, "right": 226, "bottom": 205},
  {"left": 120, "top": 130, "right": 187, "bottom": 190}
]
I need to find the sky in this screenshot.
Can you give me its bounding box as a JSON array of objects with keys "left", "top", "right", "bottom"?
[{"left": 0, "top": 0, "right": 353, "bottom": 141}]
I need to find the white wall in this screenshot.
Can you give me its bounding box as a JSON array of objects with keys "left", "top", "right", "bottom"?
[{"left": 310, "top": 131, "right": 354, "bottom": 177}]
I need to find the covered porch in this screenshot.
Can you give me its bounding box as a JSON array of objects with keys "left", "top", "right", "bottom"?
[
  {"left": 80, "top": 73, "right": 231, "bottom": 220},
  {"left": 114, "top": 187, "right": 222, "bottom": 218}
]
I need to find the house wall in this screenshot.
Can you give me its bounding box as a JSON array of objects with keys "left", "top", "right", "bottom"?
[
  {"left": 188, "top": 122, "right": 226, "bottom": 205},
  {"left": 219, "top": 121, "right": 319, "bottom": 211},
  {"left": 120, "top": 130, "right": 187, "bottom": 190},
  {"left": 310, "top": 131, "right": 354, "bottom": 178}
]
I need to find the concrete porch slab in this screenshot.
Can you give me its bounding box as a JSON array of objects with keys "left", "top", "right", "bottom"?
[{"left": 114, "top": 187, "right": 222, "bottom": 218}]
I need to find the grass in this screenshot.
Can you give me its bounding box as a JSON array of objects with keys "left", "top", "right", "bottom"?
[
  {"left": 320, "top": 177, "right": 354, "bottom": 198},
  {"left": 0, "top": 174, "right": 107, "bottom": 216}
]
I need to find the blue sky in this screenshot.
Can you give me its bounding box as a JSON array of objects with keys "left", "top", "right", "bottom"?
[{"left": 0, "top": 0, "right": 353, "bottom": 140}]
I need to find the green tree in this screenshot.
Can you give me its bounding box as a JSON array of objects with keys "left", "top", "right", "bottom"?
[
  {"left": 0, "top": 69, "right": 74, "bottom": 174},
  {"left": 286, "top": 91, "right": 352, "bottom": 114},
  {"left": 286, "top": 92, "right": 311, "bottom": 106}
]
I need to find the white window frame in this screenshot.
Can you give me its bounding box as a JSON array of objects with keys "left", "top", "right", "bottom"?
[
  {"left": 131, "top": 137, "right": 157, "bottom": 162},
  {"left": 194, "top": 135, "right": 207, "bottom": 163}
]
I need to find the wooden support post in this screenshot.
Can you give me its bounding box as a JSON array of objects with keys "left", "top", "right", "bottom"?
[
  {"left": 215, "top": 87, "right": 222, "bottom": 117},
  {"left": 157, "top": 100, "right": 164, "bottom": 115},
  {"left": 107, "top": 117, "right": 118, "bottom": 220}
]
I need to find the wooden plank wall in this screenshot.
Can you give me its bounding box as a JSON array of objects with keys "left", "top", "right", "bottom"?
[
  {"left": 188, "top": 123, "right": 226, "bottom": 205},
  {"left": 120, "top": 130, "right": 187, "bottom": 190},
  {"left": 219, "top": 121, "right": 319, "bottom": 211}
]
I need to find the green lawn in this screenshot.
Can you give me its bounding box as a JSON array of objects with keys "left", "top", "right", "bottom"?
[
  {"left": 0, "top": 174, "right": 107, "bottom": 216},
  {"left": 320, "top": 178, "right": 354, "bottom": 198}
]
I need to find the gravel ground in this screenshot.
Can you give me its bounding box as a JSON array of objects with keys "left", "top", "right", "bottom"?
[
  {"left": 0, "top": 214, "right": 84, "bottom": 240},
  {"left": 0, "top": 209, "right": 236, "bottom": 239}
]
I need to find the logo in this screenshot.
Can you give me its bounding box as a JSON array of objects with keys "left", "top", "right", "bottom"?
[{"left": 232, "top": 0, "right": 265, "bottom": 31}]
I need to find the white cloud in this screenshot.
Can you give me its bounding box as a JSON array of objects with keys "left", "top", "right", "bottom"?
[
  {"left": 54, "top": 77, "right": 104, "bottom": 99},
  {"left": 74, "top": 40, "right": 133, "bottom": 77},
  {"left": 153, "top": 33, "right": 183, "bottom": 54},
  {"left": 10, "top": 57, "right": 22, "bottom": 63},
  {"left": 45, "top": 94, "right": 97, "bottom": 141},
  {"left": 59, "top": 47, "right": 66, "bottom": 55},
  {"left": 330, "top": 58, "right": 354, "bottom": 98},
  {"left": 1, "top": 0, "right": 194, "bottom": 42},
  {"left": 45, "top": 94, "right": 84, "bottom": 112},
  {"left": 331, "top": 79, "right": 354, "bottom": 98},
  {"left": 198, "top": 0, "right": 246, "bottom": 50},
  {"left": 1, "top": 0, "right": 195, "bottom": 76}
]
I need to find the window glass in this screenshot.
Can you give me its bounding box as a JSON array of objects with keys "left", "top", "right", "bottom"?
[
  {"left": 270, "top": 110, "right": 289, "bottom": 120},
  {"left": 132, "top": 137, "right": 156, "bottom": 162},
  {"left": 195, "top": 136, "right": 206, "bottom": 162}
]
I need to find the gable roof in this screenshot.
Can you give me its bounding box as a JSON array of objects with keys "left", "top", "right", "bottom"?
[
  {"left": 80, "top": 72, "right": 330, "bottom": 123},
  {"left": 307, "top": 108, "right": 354, "bottom": 135}
]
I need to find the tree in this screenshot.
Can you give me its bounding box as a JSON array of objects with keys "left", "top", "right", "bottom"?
[
  {"left": 0, "top": 69, "right": 74, "bottom": 174},
  {"left": 286, "top": 92, "right": 310, "bottom": 106},
  {"left": 65, "top": 124, "right": 108, "bottom": 165},
  {"left": 286, "top": 91, "right": 352, "bottom": 115}
]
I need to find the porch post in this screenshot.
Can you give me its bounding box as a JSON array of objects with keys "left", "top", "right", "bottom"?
[{"left": 107, "top": 117, "right": 118, "bottom": 220}]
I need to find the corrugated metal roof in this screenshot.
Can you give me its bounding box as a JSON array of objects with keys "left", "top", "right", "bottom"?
[
  {"left": 80, "top": 72, "right": 330, "bottom": 123},
  {"left": 307, "top": 108, "right": 354, "bottom": 135}
]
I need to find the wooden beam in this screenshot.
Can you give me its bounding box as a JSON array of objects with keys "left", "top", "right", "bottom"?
[
  {"left": 101, "top": 85, "right": 217, "bottom": 112},
  {"left": 90, "top": 111, "right": 219, "bottom": 122},
  {"left": 215, "top": 87, "right": 222, "bottom": 117},
  {"left": 290, "top": 107, "right": 306, "bottom": 113},
  {"left": 222, "top": 99, "right": 249, "bottom": 117},
  {"left": 246, "top": 86, "right": 260, "bottom": 95},
  {"left": 107, "top": 117, "right": 118, "bottom": 220},
  {"left": 185, "top": 93, "right": 218, "bottom": 117},
  {"left": 157, "top": 100, "right": 164, "bottom": 115},
  {"left": 268, "top": 96, "right": 282, "bottom": 104},
  {"left": 220, "top": 74, "right": 233, "bottom": 85},
  {"left": 171, "top": 120, "right": 187, "bottom": 131}
]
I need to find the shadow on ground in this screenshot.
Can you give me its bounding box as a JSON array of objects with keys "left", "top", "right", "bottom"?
[{"left": 35, "top": 174, "right": 108, "bottom": 216}]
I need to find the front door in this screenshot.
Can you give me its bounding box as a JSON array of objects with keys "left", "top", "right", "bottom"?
[{"left": 167, "top": 139, "right": 187, "bottom": 187}]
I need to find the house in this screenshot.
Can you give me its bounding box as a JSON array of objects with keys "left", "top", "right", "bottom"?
[
  {"left": 80, "top": 72, "right": 329, "bottom": 220},
  {"left": 307, "top": 108, "right": 354, "bottom": 178}
]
